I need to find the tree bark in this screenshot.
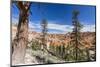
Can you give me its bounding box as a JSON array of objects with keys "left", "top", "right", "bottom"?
[{"left": 12, "top": 10, "right": 28, "bottom": 64}]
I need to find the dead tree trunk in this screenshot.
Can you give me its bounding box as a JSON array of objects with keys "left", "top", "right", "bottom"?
[{"left": 12, "top": 2, "right": 31, "bottom": 64}]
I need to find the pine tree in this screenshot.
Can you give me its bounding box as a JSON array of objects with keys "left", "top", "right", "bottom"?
[{"left": 68, "top": 10, "right": 86, "bottom": 62}]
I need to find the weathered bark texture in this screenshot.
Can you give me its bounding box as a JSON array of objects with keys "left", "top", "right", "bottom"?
[{"left": 12, "top": 2, "right": 31, "bottom": 65}]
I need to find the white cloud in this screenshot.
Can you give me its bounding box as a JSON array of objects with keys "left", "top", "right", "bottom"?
[
  {"left": 12, "top": 19, "right": 95, "bottom": 33},
  {"left": 47, "top": 23, "right": 73, "bottom": 33},
  {"left": 29, "top": 21, "right": 40, "bottom": 28},
  {"left": 28, "top": 21, "right": 95, "bottom": 33},
  {"left": 81, "top": 24, "right": 95, "bottom": 32},
  {"left": 29, "top": 21, "right": 73, "bottom": 34}
]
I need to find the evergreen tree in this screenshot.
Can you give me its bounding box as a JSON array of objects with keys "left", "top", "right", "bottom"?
[{"left": 68, "top": 10, "right": 86, "bottom": 62}]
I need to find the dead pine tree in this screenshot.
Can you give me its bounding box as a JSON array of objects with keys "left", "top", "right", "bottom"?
[
  {"left": 12, "top": 1, "right": 31, "bottom": 64},
  {"left": 40, "top": 19, "right": 48, "bottom": 63},
  {"left": 40, "top": 19, "right": 48, "bottom": 51}
]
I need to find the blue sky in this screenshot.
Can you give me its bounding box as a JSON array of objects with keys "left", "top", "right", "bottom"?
[{"left": 12, "top": 2, "right": 96, "bottom": 34}]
